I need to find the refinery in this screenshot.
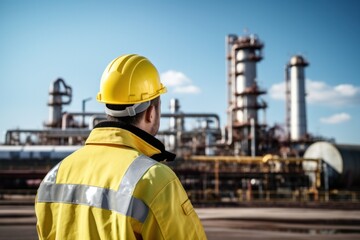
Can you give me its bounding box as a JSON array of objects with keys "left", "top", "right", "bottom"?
[{"left": 1, "top": 33, "right": 360, "bottom": 207}]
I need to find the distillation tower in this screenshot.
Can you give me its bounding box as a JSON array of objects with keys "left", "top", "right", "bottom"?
[
  {"left": 286, "top": 55, "right": 309, "bottom": 142},
  {"left": 45, "top": 78, "right": 72, "bottom": 128},
  {"left": 226, "top": 34, "right": 267, "bottom": 156}
]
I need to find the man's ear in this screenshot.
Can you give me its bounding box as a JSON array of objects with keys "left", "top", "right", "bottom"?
[{"left": 144, "top": 105, "right": 155, "bottom": 123}]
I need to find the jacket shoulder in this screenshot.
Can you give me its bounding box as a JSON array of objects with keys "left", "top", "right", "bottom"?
[{"left": 134, "top": 158, "right": 179, "bottom": 202}]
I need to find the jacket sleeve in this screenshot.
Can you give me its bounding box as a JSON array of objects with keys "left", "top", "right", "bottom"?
[{"left": 141, "top": 177, "right": 207, "bottom": 240}]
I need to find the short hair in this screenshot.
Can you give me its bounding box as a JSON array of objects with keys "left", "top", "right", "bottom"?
[{"left": 106, "top": 97, "right": 160, "bottom": 125}]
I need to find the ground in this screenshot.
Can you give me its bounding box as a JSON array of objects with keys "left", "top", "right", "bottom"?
[{"left": 1, "top": 201, "right": 360, "bottom": 240}]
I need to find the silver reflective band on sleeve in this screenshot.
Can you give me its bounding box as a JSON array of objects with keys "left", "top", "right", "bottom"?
[{"left": 37, "top": 155, "right": 157, "bottom": 223}]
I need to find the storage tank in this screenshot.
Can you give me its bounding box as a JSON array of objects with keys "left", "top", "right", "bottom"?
[{"left": 303, "top": 141, "right": 360, "bottom": 189}]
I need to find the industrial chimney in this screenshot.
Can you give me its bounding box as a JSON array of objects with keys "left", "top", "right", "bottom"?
[{"left": 286, "top": 55, "right": 309, "bottom": 141}]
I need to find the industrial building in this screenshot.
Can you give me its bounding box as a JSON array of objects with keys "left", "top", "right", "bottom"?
[{"left": 1, "top": 33, "right": 359, "bottom": 206}]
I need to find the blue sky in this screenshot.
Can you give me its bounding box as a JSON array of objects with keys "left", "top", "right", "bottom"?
[{"left": 1, "top": 0, "right": 360, "bottom": 144}]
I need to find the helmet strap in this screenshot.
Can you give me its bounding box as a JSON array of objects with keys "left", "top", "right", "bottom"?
[{"left": 105, "top": 101, "right": 151, "bottom": 117}]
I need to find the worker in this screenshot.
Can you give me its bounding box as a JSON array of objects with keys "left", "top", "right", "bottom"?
[{"left": 35, "top": 54, "right": 207, "bottom": 239}]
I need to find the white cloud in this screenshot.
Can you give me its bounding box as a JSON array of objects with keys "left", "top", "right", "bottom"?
[
  {"left": 307, "top": 80, "right": 360, "bottom": 106},
  {"left": 160, "top": 70, "right": 201, "bottom": 94},
  {"left": 269, "top": 82, "right": 286, "bottom": 100},
  {"left": 334, "top": 84, "right": 358, "bottom": 96},
  {"left": 173, "top": 85, "right": 200, "bottom": 94},
  {"left": 269, "top": 79, "right": 360, "bottom": 106},
  {"left": 320, "top": 113, "right": 351, "bottom": 124},
  {"left": 161, "top": 70, "right": 191, "bottom": 87}
]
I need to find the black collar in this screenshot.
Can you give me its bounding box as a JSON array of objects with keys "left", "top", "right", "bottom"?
[{"left": 94, "top": 121, "right": 176, "bottom": 162}]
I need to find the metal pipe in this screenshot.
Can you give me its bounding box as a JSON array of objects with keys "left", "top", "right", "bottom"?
[
  {"left": 225, "top": 43, "right": 238, "bottom": 146},
  {"left": 250, "top": 118, "right": 256, "bottom": 157},
  {"left": 285, "top": 64, "right": 291, "bottom": 141},
  {"left": 4, "top": 129, "right": 91, "bottom": 145},
  {"left": 161, "top": 113, "right": 220, "bottom": 129},
  {"left": 0, "top": 145, "right": 81, "bottom": 160},
  {"left": 82, "top": 97, "right": 92, "bottom": 127},
  {"left": 89, "top": 115, "right": 107, "bottom": 129},
  {"left": 61, "top": 112, "right": 104, "bottom": 129},
  {"left": 62, "top": 113, "right": 70, "bottom": 130}
]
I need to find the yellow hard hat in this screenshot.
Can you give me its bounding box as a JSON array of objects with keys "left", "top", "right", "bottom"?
[{"left": 97, "top": 54, "right": 167, "bottom": 105}]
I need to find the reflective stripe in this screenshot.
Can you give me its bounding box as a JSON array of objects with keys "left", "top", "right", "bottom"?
[
  {"left": 37, "top": 155, "right": 157, "bottom": 223},
  {"left": 43, "top": 162, "right": 61, "bottom": 183}
]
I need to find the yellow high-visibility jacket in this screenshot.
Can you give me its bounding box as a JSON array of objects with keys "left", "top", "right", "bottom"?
[{"left": 35, "top": 121, "right": 207, "bottom": 240}]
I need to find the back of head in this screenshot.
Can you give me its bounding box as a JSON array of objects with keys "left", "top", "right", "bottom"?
[{"left": 96, "top": 54, "right": 166, "bottom": 126}]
